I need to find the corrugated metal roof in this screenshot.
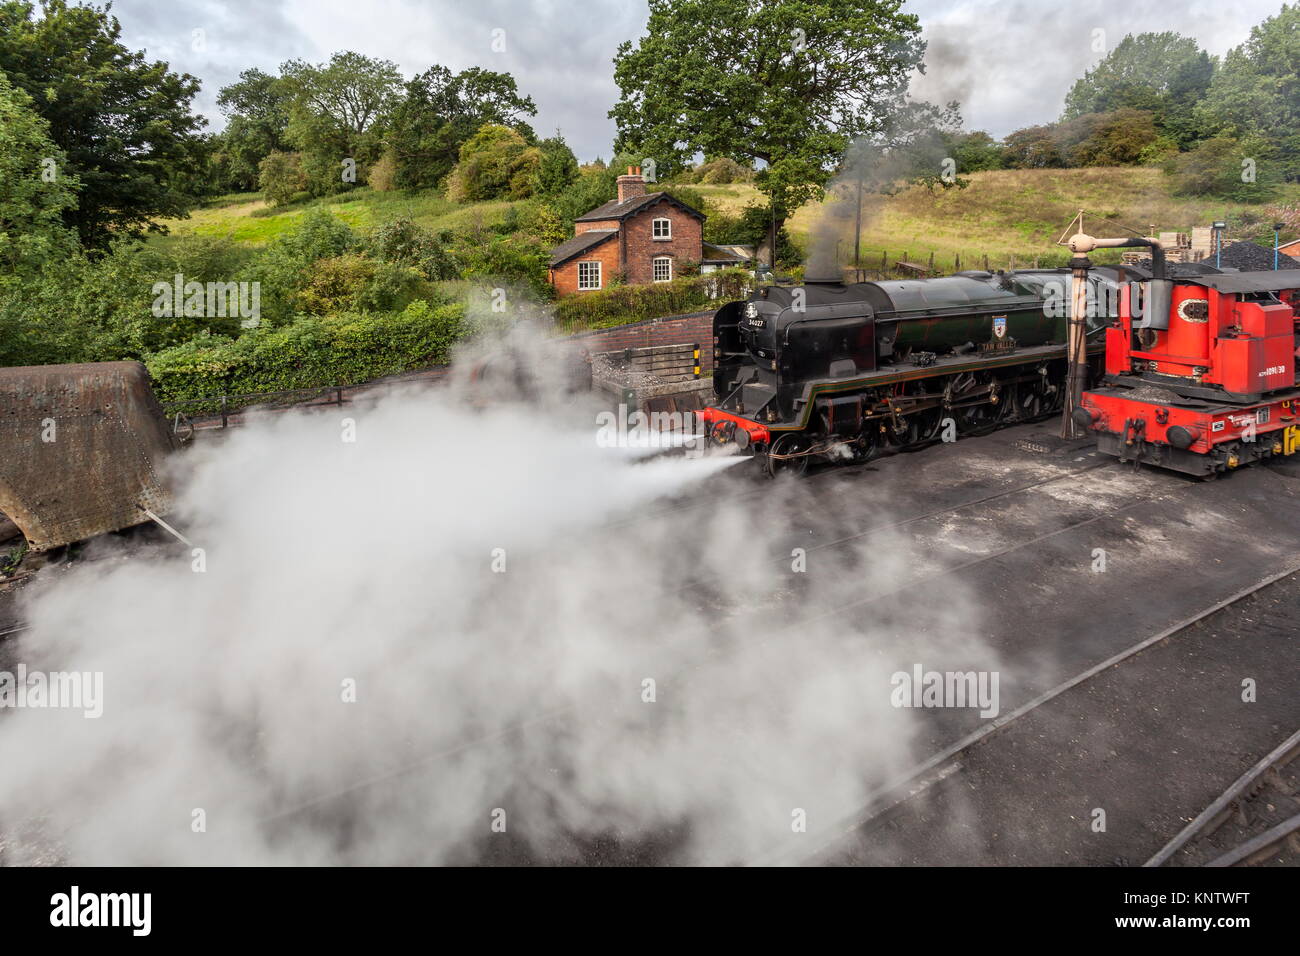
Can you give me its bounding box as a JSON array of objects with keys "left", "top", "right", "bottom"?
[
  {"left": 702, "top": 242, "right": 754, "bottom": 262},
  {"left": 1182, "top": 268, "right": 1300, "bottom": 293}
]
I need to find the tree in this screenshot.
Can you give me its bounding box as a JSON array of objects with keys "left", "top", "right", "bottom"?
[
  {"left": 0, "top": 0, "right": 206, "bottom": 248},
  {"left": 1003, "top": 125, "right": 1065, "bottom": 169},
  {"left": 445, "top": 124, "right": 540, "bottom": 201},
  {"left": 280, "top": 52, "right": 403, "bottom": 195},
  {"left": 1057, "top": 109, "right": 1169, "bottom": 166},
  {"left": 610, "top": 0, "right": 924, "bottom": 238},
  {"left": 944, "top": 131, "right": 1004, "bottom": 173},
  {"left": 216, "top": 69, "right": 293, "bottom": 192},
  {"left": 536, "top": 132, "right": 579, "bottom": 196},
  {"left": 387, "top": 65, "right": 537, "bottom": 191},
  {"left": 1165, "top": 133, "right": 1282, "bottom": 201},
  {"left": 0, "top": 73, "right": 79, "bottom": 278},
  {"left": 258, "top": 151, "right": 307, "bottom": 206},
  {"left": 1063, "top": 32, "right": 1214, "bottom": 147},
  {"left": 1196, "top": 4, "right": 1300, "bottom": 181}
]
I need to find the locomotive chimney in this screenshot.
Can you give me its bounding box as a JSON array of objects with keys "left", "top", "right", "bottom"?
[{"left": 617, "top": 166, "right": 645, "bottom": 204}]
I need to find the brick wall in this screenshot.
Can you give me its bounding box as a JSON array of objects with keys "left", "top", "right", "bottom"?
[
  {"left": 550, "top": 236, "right": 621, "bottom": 297},
  {"left": 569, "top": 310, "right": 716, "bottom": 371},
  {"left": 623, "top": 201, "right": 703, "bottom": 285}
]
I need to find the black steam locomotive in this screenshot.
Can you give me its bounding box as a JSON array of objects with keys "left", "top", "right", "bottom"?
[{"left": 699, "top": 269, "right": 1119, "bottom": 474}]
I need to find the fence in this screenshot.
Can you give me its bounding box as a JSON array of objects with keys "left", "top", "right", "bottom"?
[
  {"left": 161, "top": 369, "right": 449, "bottom": 434},
  {"left": 843, "top": 249, "right": 1075, "bottom": 280}
]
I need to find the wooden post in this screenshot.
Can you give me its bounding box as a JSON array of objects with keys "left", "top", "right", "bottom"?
[
  {"left": 983, "top": 254, "right": 989, "bottom": 271},
  {"left": 955, "top": 253, "right": 961, "bottom": 271},
  {"left": 927, "top": 250, "right": 935, "bottom": 274}
]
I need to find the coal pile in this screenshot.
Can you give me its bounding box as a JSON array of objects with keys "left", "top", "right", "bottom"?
[{"left": 1216, "top": 240, "right": 1299, "bottom": 272}]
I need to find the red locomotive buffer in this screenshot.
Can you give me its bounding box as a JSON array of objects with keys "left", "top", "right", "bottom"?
[{"left": 1078, "top": 269, "right": 1300, "bottom": 476}]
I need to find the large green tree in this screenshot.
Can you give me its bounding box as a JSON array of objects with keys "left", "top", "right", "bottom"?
[
  {"left": 0, "top": 72, "right": 78, "bottom": 279},
  {"left": 215, "top": 68, "right": 293, "bottom": 192},
  {"left": 0, "top": 0, "right": 205, "bottom": 248},
  {"left": 1195, "top": 3, "right": 1300, "bottom": 181},
  {"left": 610, "top": 0, "right": 924, "bottom": 236},
  {"left": 1062, "top": 32, "right": 1214, "bottom": 147},
  {"left": 280, "top": 52, "right": 404, "bottom": 195},
  {"left": 387, "top": 65, "right": 537, "bottom": 191},
  {"left": 536, "top": 132, "right": 579, "bottom": 196}
]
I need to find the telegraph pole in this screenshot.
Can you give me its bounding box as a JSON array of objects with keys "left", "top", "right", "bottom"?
[{"left": 853, "top": 170, "right": 863, "bottom": 282}]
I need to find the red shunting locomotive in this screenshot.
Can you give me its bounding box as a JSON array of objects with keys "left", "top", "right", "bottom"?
[{"left": 1076, "top": 258, "right": 1300, "bottom": 476}]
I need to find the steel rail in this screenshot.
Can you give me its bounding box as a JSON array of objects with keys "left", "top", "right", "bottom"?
[
  {"left": 786, "top": 562, "right": 1300, "bottom": 866},
  {"left": 1144, "top": 726, "right": 1300, "bottom": 867}
]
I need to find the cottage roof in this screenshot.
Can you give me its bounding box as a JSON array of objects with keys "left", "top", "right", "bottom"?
[
  {"left": 574, "top": 191, "right": 705, "bottom": 224},
  {"left": 549, "top": 229, "right": 617, "bottom": 267}
]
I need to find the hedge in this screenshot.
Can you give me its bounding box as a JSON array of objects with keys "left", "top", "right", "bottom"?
[
  {"left": 145, "top": 299, "right": 467, "bottom": 406},
  {"left": 553, "top": 269, "right": 752, "bottom": 332}
]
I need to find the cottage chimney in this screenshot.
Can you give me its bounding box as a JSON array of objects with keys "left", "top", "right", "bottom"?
[{"left": 616, "top": 165, "right": 645, "bottom": 204}]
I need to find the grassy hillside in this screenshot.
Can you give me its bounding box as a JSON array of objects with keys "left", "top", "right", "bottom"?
[
  {"left": 154, "top": 188, "right": 514, "bottom": 248},
  {"left": 160, "top": 168, "right": 1299, "bottom": 271},
  {"left": 703, "top": 168, "right": 1300, "bottom": 271}
]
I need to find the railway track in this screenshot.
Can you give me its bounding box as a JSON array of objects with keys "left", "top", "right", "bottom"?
[
  {"left": 1145, "top": 728, "right": 1300, "bottom": 868},
  {"left": 240, "top": 460, "right": 1236, "bottom": 855},
  {"left": 3, "top": 418, "right": 1295, "bottom": 866},
  {"left": 783, "top": 564, "right": 1300, "bottom": 866}
]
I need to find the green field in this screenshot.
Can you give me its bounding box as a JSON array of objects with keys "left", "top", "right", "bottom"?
[
  {"left": 158, "top": 168, "right": 1299, "bottom": 270},
  {"left": 153, "top": 188, "right": 513, "bottom": 248}
]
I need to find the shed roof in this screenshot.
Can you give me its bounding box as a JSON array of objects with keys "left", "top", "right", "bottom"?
[{"left": 549, "top": 229, "right": 617, "bottom": 267}]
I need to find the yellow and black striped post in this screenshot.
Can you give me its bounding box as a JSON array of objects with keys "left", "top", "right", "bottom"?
[{"left": 692, "top": 344, "right": 700, "bottom": 378}]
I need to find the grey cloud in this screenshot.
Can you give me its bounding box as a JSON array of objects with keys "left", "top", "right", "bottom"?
[
  {"left": 907, "top": 0, "right": 1280, "bottom": 137},
  {"left": 104, "top": 0, "right": 1284, "bottom": 160}
]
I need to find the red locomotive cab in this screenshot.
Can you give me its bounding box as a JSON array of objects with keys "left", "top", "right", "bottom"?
[{"left": 1207, "top": 299, "right": 1295, "bottom": 396}]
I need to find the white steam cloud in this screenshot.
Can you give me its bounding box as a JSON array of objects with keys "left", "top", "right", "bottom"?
[{"left": 0, "top": 327, "right": 1003, "bottom": 865}]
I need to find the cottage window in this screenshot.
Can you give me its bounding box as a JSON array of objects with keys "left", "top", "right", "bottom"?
[
  {"left": 652, "top": 218, "right": 671, "bottom": 239},
  {"left": 578, "top": 260, "right": 602, "bottom": 290},
  {"left": 653, "top": 257, "right": 672, "bottom": 282}
]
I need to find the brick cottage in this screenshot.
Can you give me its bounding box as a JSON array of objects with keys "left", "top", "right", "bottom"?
[{"left": 548, "top": 166, "right": 706, "bottom": 296}]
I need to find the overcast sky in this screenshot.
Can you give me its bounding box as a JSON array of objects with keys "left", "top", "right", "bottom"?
[{"left": 105, "top": 0, "right": 1286, "bottom": 162}]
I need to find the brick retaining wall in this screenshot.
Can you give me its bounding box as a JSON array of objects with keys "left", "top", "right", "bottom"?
[{"left": 568, "top": 311, "right": 715, "bottom": 371}]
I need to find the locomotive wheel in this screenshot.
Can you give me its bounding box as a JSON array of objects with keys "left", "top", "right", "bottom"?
[
  {"left": 1012, "top": 383, "right": 1047, "bottom": 421},
  {"left": 766, "top": 432, "right": 810, "bottom": 478},
  {"left": 890, "top": 408, "right": 944, "bottom": 448},
  {"left": 841, "top": 428, "right": 879, "bottom": 464},
  {"left": 952, "top": 374, "right": 1014, "bottom": 434}
]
